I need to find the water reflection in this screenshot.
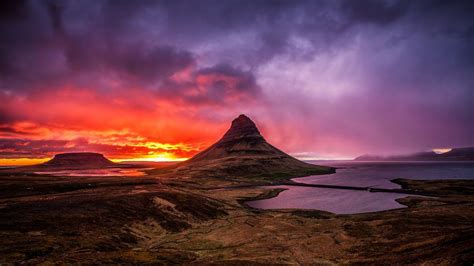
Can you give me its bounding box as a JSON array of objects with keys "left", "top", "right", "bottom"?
[
  {"left": 247, "top": 186, "right": 409, "bottom": 214},
  {"left": 248, "top": 162, "right": 474, "bottom": 214},
  {"left": 34, "top": 167, "right": 149, "bottom": 177}
]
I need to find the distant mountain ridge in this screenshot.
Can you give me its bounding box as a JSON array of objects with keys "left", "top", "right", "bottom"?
[{"left": 355, "top": 147, "right": 474, "bottom": 161}]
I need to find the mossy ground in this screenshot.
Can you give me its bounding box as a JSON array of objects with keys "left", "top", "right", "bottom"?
[{"left": 0, "top": 168, "right": 473, "bottom": 264}]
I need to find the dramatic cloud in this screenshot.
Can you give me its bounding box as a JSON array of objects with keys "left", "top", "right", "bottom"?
[{"left": 0, "top": 0, "right": 473, "bottom": 163}]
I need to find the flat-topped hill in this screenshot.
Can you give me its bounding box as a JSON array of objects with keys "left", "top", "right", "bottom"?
[
  {"left": 175, "top": 114, "right": 334, "bottom": 179},
  {"left": 40, "top": 152, "right": 116, "bottom": 169}
]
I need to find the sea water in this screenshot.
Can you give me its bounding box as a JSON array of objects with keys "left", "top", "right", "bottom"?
[{"left": 247, "top": 161, "right": 474, "bottom": 214}]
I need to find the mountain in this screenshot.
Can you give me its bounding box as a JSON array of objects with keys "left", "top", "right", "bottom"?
[
  {"left": 439, "top": 147, "right": 474, "bottom": 160},
  {"left": 174, "top": 114, "right": 334, "bottom": 179},
  {"left": 355, "top": 147, "right": 474, "bottom": 161},
  {"left": 40, "top": 152, "right": 117, "bottom": 169}
]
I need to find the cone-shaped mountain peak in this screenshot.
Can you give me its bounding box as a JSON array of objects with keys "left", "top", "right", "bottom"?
[
  {"left": 177, "top": 114, "right": 334, "bottom": 178},
  {"left": 220, "top": 114, "right": 263, "bottom": 143}
]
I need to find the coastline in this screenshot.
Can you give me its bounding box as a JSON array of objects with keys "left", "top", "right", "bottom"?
[{"left": 1, "top": 165, "right": 473, "bottom": 264}]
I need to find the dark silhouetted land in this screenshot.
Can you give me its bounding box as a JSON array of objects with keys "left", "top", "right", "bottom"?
[{"left": 355, "top": 147, "right": 474, "bottom": 161}]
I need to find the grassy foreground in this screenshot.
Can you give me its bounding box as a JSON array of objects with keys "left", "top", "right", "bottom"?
[{"left": 0, "top": 167, "right": 473, "bottom": 264}]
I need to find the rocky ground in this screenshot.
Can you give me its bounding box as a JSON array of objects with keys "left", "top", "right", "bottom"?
[{"left": 0, "top": 167, "right": 473, "bottom": 264}]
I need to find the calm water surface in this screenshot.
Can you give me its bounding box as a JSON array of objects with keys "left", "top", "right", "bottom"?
[
  {"left": 247, "top": 161, "right": 474, "bottom": 214},
  {"left": 34, "top": 167, "right": 150, "bottom": 177}
]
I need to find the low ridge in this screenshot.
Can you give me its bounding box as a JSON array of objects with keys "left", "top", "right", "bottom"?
[
  {"left": 355, "top": 147, "right": 474, "bottom": 161},
  {"left": 176, "top": 114, "right": 333, "bottom": 179}
]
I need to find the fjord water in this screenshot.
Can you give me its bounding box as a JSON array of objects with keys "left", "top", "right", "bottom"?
[
  {"left": 247, "top": 161, "right": 474, "bottom": 214},
  {"left": 34, "top": 167, "right": 149, "bottom": 177},
  {"left": 299, "top": 161, "right": 474, "bottom": 189}
]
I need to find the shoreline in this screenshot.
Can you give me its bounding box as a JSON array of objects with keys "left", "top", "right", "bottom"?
[{"left": 1, "top": 166, "right": 473, "bottom": 263}]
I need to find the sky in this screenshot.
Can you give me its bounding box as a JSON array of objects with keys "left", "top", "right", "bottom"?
[{"left": 1, "top": 0, "right": 473, "bottom": 164}]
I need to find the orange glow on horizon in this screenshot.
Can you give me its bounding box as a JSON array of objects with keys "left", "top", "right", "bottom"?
[
  {"left": 0, "top": 154, "right": 189, "bottom": 166},
  {"left": 113, "top": 156, "right": 188, "bottom": 163},
  {"left": 0, "top": 86, "right": 227, "bottom": 164},
  {"left": 0, "top": 158, "right": 50, "bottom": 166}
]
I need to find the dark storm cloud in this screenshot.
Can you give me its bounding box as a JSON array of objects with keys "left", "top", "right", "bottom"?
[
  {"left": 0, "top": 1, "right": 195, "bottom": 91},
  {"left": 341, "top": 0, "right": 410, "bottom": 25},
  {"left": 0, "top": 0, "right": 28, "bottom": 21},
  {"left": 0, "top": 0, "right": 419, "bottom": 89},
  {"left": 196, "top": 64, "right": 259, "bottom": 94},
  {"left": 0, "top": 0, "right": 473, "bottom": 158},
  {"left": 0, "top": 138, "right": 69, "bottom": 158},
  {"left": 144, "top": 0, "right": 417, "bottom": 65},
  {"left": 159, "top": 63, "right": 261, "bottom": 105},
  {"left": 0, "top": 0, "right": 434, "bottom": 88},
  {"left": 0, "top": 0, "right": 270, "bottom": 108},
  {"left": 104, "top": 44, "right": 194, "bottom": 82}
]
